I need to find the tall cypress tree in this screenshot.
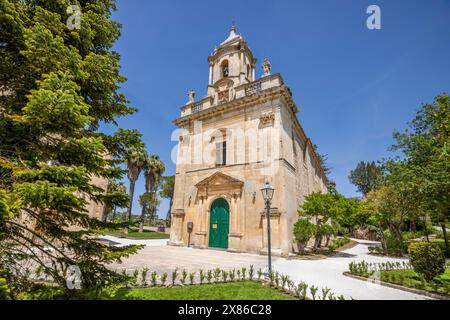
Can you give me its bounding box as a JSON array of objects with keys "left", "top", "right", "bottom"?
[{"left": 0, "top": 0, "right": 143, "bottom": 296}]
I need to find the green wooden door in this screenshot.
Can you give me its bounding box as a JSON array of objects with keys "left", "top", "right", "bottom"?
[{"left": 208, "top": 198, "right": 229, "bottom": 249}]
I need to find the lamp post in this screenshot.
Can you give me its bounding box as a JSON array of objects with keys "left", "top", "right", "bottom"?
[{"left": 261, "top": 181, "right": 275, "bottom": 274}]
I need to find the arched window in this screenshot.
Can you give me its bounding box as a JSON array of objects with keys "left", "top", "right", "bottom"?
[
  {"left": 247, "top": 64, "right": 250, "bottom": 79},
  {"left": 221, "top": 60, "right": 229, "bottom": 78}
]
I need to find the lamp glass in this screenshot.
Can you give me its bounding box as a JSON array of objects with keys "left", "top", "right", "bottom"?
[{"left": 261, "top": 182, "right": 275, "bottom": 202}]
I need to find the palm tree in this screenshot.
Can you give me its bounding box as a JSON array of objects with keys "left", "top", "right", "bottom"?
[
  {"left": 139, "top": 155, "right": 165, "bottom": 232},
  {"left": 125, "top": 147, "right": 148, "bottom": 233}
]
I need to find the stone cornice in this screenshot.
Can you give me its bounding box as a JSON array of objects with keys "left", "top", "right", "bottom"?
[{"left": 173, "top": 85, "right": 295, "bottom": 127}]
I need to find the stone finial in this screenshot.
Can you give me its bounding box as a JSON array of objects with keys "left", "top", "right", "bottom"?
[
  {"left": 187, "top": 89, "right": 195, "bottom": 104},
  {"left": 262, "top": 58, "right": 271, "bottom": 76}
]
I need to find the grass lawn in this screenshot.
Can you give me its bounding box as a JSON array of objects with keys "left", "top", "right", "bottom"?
[
  {"left": 113, "top": 281, "right": 294, "bottom": 300},
  {"left": 100, "top": 228, "right": 170, "bottom": 239},
  {"left": 379, "top": 268, "right": 450, "bottom": 296}
]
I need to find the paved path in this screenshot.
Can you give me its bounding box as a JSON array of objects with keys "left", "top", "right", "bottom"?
[
  {"left": 99, "top": 235, "right": 168, "bottom": 247},
  {"left": 104, "top": 236, "right": 430, "bottom": 300},
  {"left": 273, "top": 239, "right": 431, "bottom": 300}
]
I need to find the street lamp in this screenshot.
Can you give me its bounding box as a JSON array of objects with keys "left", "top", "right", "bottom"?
[{"left": 261, "top": 181, "right": 275, "bottom": 274}]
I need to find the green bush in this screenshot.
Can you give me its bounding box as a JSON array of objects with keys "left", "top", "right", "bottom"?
[
  {"left": 384, "top": 230, "right": 407, "bottom": 256},
  {"left": 408, "top": 242, "right": 446, "bottom": 281},
  {"left": 328, "top": 236, "right": 350, "bottom": 252},
  {"left": 293, "top": 219, "right": 316, "bottom": 255},
  {"left": 0, "top": 278, "right": 11, "bottom": 300},
  {"left": 430, "top": 239, "right": 450, "bottom": 258}
]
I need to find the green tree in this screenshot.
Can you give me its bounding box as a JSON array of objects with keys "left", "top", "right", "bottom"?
[
  {"left": 160, "top": 175, "right": 175, "bottom": 226},
  {"left": 124, "top": 147, "right": 147, "bottom": 233},
  {"left": 293, "top": 219, "right": 316, "bottom": 255},
  {"left": 313, "top": 144, "right": 331, "bottom": 176},
  {"left": 0, "top": 0, "right": 141, "bottom": 295},
  {"left": 348, "top": 161, "right": 381, "bottom": 196},
  {"left": 300, "top": 192, "right": 362, "bottom": 249},
  {"left": 102, "top": 180, "right": 128, "bottom": 223},
  {"left": 139, "top": 155, "right": 165, "bottom": 232},
  {"left": 300, "top": 193, "right": 339, "bottom": 249},
  {"left": 362, "top": 185, "right": 416, "bottom": 253},
  {"left": 139, "top": 191, "right": 160, "bottom": 227},
  {"left": 390, "top": 94, "right": 450, "bottom": 249}
]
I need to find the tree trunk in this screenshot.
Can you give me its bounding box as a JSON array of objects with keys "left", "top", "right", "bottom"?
[
  {"left": 112, "top": 206, "right": 116, "bottom": 223},
  {"left": 138, "top": 201, "right": 147, "bottom": 233},
  {"left": 313, "top": 221, "right": 322, "bottom": 251},
  {"left": 410, "top": 220, "right": 416, "bottom": 232},
  {"left": 389, "top": 223, "right": 404, "bottom": 244},
  {"left": 297, "top": 242, "right": 306, "bottom": 255},
  {"left": 125, "top": 181, "right": 135, "bottom": 234},
  {"left": 325, "top": 236, "right": 331, "bottom": 247},
  {"left": 379, "top": 228, "right": 387, "bottom": 254},
  {"left": 442, "top": 222, "right": 449, "bottom": 249},
  {"left": 101, "top": 203, "right": 110, "bottom": 223},
  {"left": 166, "top": 197, "right": 173, "bottom": 227}
]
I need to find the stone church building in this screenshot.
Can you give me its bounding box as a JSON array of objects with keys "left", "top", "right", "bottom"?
[{"left": 169, "top": 26, "right": 328, "bottom": 256}]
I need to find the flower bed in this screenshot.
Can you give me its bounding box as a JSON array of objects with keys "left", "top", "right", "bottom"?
[
  {"left": 346, "top": 261, "right": 450, "bottom": 298},
  {"left": 116, "top": 265, "right": 349, "bottom": 300}
]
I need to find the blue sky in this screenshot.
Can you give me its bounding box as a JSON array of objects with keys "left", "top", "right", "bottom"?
[{"left": 108, "top": 0, "right": 450, "bottom": 217}]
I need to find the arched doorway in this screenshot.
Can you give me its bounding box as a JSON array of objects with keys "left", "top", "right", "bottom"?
[{"left": 208, "top": 198, "right": 230, "bottom": 249}]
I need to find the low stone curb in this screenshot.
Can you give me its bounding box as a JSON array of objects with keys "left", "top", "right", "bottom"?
[{"left": 343, "top": 272, "right": 449, "bottom": 300}]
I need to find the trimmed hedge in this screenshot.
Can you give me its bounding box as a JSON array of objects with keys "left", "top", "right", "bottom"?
[{"left": 408, "top": 242, "right": 446, "bottom": 281}]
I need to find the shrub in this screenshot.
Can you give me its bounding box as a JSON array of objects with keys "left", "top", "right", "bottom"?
[
  {"left": 181, "top": 269, "right": 187, "bottom": 285},
  {"left": 431, "top": 239, "right": 450, "bottom": 258},
  {"left": 213, "top": 268, "right": 221, "bottom": 282},
  {"left": 328, "top": 236, "right": 350, "bottom": 252},
  {"left": 161, "top": 272, "right": 168, "bottom": 286},
  {"left": 199, "top": 270, "right": 205, "bottom": 284},
  {"left": 0, "top": 278, "right": 11, "bottom": 300},
  {"left": 171, "top": 268, "right": 179, "bottom": 285},
  {"left": 189, "top": 272, "right": 195, "bottom": 285},
  {"left": 140, "top": 268, "right": 149, "bottom": 287},
  {"left": 310, "top": 285, "right": 318, "bottom": 300},
  {"left": 257, "top": 269, "right": 263, "bottom": 281},
  {"left": 150, "top": 271, "right": 158, "bottom": 286},
  {"left": 408, "top": 242, "right": 446, "bottom": 281},
  {"left": 293, "top": 219, "right": 316, "bottom": 255},
  {"left": 384, "top": 230, "right": 407, "bottom": 256},
  {"left": 221, "top": 270, "right": 228, "bottom": 282},
  {"left": 320, "top": 224, "right": 335, "bottom": 246},
  {"left": 206, "top": 270, "right": 213, "bottom": 283},
  {"left": 241, "top": 267, "right": 247, "bottom": 280}
]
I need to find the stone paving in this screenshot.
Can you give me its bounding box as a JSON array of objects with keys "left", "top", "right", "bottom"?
[
  {"left": 105, "top": 236, "right": 431, "bottom": 300},
  {"left": 108, "top": 243, "right": 268, "bottom": 275}
]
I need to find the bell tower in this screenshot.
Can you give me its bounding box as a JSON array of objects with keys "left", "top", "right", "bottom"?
[{"left": 206, "top": 25, "right": 257, "bottom": 103}]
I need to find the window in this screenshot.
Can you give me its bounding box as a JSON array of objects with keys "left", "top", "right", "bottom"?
[
  {"left": 247, "top": 64, "right": 250, "bottom": 79},
  {"left": 221, "top": 60, "right": 229, "bottom": 78},
  {"left": 216, "top": 141, "right": 226, "bottom": 166}
]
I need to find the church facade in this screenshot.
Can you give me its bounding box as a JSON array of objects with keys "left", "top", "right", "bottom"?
[{"left": 169, "top": 26, "right": 328, "bottom": 256}]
